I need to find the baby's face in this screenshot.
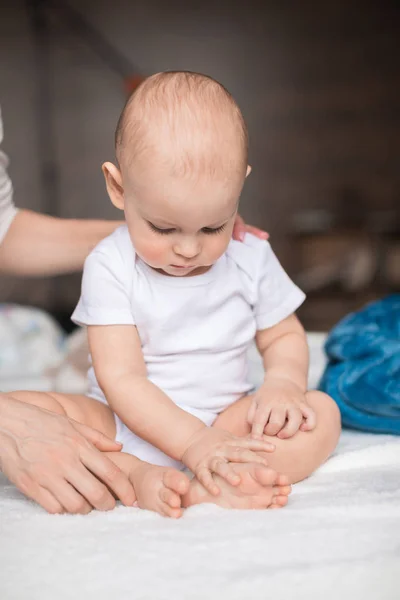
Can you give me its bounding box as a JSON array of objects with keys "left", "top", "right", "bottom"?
[{"left": 122, "top": 169, "right": 243, "bottom": 277}]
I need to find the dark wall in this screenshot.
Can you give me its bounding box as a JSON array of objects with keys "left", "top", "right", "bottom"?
[{"left": 1, "top": 0, "right": 399, "bottom": 319}]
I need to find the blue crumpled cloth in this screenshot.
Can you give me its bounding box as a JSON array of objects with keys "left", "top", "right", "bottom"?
[{"left": 319, "top": 294, "right": 400, "bottom": 435}]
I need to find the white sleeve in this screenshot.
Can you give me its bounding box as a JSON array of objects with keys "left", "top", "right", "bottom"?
[
  {"left": 71, "top": 248, "right": 135, "bottom": 327},
  {"left": 0, "top": 109, "right": 18, "bottom": 245},
  {"left": 254, "top": 242, "right": 306, "bottom": 330}
]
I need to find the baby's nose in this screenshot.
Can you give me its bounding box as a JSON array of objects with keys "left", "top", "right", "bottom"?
[{"left": 174, "top": 238, "right": 201, "bottom": 259}]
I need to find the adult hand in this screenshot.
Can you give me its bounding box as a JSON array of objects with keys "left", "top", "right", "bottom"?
[
  {"left": 0, "top": 395, "right": 136, "bottom": 514},
  {"left": 232, "top": 214, "right": 269, "bottom": 242}
]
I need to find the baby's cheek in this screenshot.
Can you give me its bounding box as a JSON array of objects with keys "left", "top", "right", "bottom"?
[
  {"left": 205, "top": 234, "right": 231, "bottom": 262},
  {"left": 137, "top": 237, "right": 169, "bottom": 265}
]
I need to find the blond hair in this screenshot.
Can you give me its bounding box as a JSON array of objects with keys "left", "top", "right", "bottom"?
[{"left": 115, "top": 71, "right": 248, "bottom": 180}]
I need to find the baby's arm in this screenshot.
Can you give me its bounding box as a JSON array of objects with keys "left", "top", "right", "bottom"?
[
  {"left": 248, "top": 314, "right": 316, "bottom": 439},
  {"left": 88, "top": 325, "right": 274, "bottom": 495}
]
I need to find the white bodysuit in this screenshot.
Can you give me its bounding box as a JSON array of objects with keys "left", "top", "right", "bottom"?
[{"left": 72, "top": 225, "right": 305, "bottom": 468}]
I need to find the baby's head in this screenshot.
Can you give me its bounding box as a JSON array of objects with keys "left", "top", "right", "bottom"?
[{"left": 103, "top": 71, "right": 250, "bottom": 276}]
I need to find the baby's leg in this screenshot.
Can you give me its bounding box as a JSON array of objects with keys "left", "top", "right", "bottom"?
[
  {"left": 8, "top": 390, "right": 189, "bottom": 517},
  {"left": 213, "top": 391, "right": 341, "bottom": 483},
  {"left": 8, "top": 389, "right": 117, "bottom": 439}
]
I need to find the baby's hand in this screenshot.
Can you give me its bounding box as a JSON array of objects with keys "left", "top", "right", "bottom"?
[
  {"left": 248, "top": 378, "right": 316, "bottom": 439},
  {"left": 181, "top": 428, "right": 275, "bottom": 496}
]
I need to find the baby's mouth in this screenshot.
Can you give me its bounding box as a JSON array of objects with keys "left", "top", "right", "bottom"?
[{"left": 170, "top": 264, "right": 195, "bottom": 269}]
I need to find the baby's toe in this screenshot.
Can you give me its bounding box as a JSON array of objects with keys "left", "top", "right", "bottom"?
[
  {"left": 252, "top": 465, "right": 279, "bottom": 487},
  {"left": 276, "top": 474, "right": 290, "bottom": 487},
  {"left": 277, "top": 484, "right": 292, "bottom": 496},
  {"left": 270, "top": 484, "right": 291, "bottom": 508},
  {"left": 163, "top": 469, "right": 190, "bottom": 495},
  {"left": 270, "top": 494, "right": 289, "bottom": 508},
  {"left": 161, "top": 503, "right": 183, "bottom": 519}
]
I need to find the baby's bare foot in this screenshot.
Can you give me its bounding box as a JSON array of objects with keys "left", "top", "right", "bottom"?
[
  {"left": 182, "top": 462, "right": 291, "bottom": 510},
  {"left": 130, "top": 462, "right": 190, "bottom": 518}
]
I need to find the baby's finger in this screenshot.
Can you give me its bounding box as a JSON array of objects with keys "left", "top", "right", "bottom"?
[
  {"left": 300, "top": 404, "right": 317, "bottom": 431},
  {"left": 251, "top": 406, "right": 271, "bottom": 439},
  {"left": 211, "top": 458, "right": 241, "bottom": 486},
  {"left": 235, "top": 437, "right": 275, "bottom": 453},
  {"left": 277, "top": 408, "right": 303, "bottom": 439},
  {"left": 264, "top": 407, "right": 287, "bottom": 436},
  {"left": 247, "top": 400, "right": 257, "bottom": 425},
  {"left": 196, "top": 466, "right": 220, "bottom": 496},
  {"left": 225, "top": 447, "right": 269, "bottom": 465}
]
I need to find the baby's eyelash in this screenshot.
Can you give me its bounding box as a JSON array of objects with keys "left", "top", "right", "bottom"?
[
  {"left": 202, "top": 224, "right": 226, "bottom": 235},
  {"left": 148, "top": 222, "right": 227, "bottom": 235},
  {"left": 148, "top": 222, "right": 175, "bottom": 235}
]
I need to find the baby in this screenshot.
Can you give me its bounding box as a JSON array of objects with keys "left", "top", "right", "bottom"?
[{"left": 12, "top": 72, "right": 341, "bottom": 517}]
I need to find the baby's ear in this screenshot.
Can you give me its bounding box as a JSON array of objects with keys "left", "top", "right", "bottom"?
[
  {"left": 246, "top": 165, "right": 252, "bottom": 177},
  {"left": 102, "top": 162, "right": 124, "bottom": 210}
]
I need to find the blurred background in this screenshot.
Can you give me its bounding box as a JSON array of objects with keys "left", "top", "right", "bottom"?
[{"left": 1, "top": 0, "right": 399, "bottom": 331}]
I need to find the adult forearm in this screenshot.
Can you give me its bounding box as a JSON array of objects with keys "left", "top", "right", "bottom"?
[
  {"left": 104, "top": 375, "right": 206, "bottom": 460},
  {"left": 0, "top": 210, "right": 123, "bottom": 276},
  {"left": 0, "top": 392, "right": 33, "bottom": 472},
  {"left": 0, "top": 393, "right": 14, "bottom": 463}
]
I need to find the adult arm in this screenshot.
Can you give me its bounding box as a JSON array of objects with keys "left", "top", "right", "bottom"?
[
  {"left": 0, "top": 209, "right": 123, "bottom": 276},
  {"left": 0, "top": 393, "right": 136, "bottom": 513}
]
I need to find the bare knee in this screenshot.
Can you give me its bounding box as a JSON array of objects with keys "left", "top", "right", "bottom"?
[
  {"left": 307, "top": 391, "right": 341, "bottom": 430},
  {"left": 9, "top": 390, "right": 68, "bottom": 417},
  {"left": 213, "top": 395, "right": 252, "bottom": 437},
  {"left": 306, "top": 390, "right": 341, "bottom": 453}
]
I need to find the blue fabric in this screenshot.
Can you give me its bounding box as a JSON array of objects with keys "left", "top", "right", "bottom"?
[{"left": 319, "top": 294, "right": 400, "bottom": 435}]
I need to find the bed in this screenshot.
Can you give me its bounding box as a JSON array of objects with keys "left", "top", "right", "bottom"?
[{"left": 0, "top": 325, "right": 399, "bottom": 600}]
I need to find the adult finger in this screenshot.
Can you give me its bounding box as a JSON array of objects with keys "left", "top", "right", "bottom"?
[
  {"left": 44, "top": 478, "right": 92, "bottom": 515},
  {"left": 232, "top": 214, "right": 246, "bottom": 241},
  {"left": 66, "top": 464, "right": 122, "bottom": 511},
  {"left": 244, "top": 225, "right": 269, "bottom": 240},
  {"left": 277, "top": 408, "right": 303, "bottom": 439},
  {"left": 14, "top": 473, "right": 64, "bottom": 514},
  {"left": 72, "top": 421, "right": 122, "bottom": 452},
  {"left": 78, "top": 444, "right": 136, "bottom": 507},
  {"left": 264, "top": 407, "right": 287, "bottom": 436}
]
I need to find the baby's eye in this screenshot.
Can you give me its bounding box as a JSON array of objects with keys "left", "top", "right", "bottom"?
[
  {"left": 201, "top": 224, "right": 226, "bottom": 235},
  {"left": 148, "top": 222, "right": 175, "bottom": 235}
]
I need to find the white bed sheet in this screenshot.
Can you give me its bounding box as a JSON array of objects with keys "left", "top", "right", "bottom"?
[{"left": 1, "top": 333, "right": 399, "bottom": 600}]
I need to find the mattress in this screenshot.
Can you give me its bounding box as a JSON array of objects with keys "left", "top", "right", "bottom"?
[{"left": 0, "top": 331, "right": 399, "bottom": 600}]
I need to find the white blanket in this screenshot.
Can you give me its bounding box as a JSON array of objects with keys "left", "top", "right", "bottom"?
[{"left": 1, "top": 332, "right": 399, "bottom": 600}]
